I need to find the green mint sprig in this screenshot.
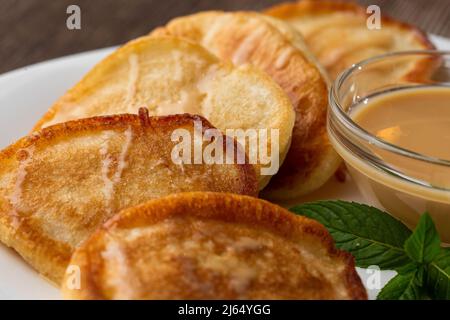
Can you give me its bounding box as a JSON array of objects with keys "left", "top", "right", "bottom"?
[{"left": 290, "top": 201, "right": 450, "bottom": 300}]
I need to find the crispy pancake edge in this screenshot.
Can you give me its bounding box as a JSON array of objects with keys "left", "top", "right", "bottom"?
[{"left": 62, "top": 192, "right": 367, "bottom": 300}]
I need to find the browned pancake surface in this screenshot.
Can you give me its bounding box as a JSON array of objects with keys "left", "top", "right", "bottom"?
[
  {"left": 0, "top": 111, "right": 257, "bottom": 283},
  {"left": 62, "top": 192, "right": 367, "bottom": 300},
  {"left": 265, "top": 0, "right": 436, "bottom": 80}
]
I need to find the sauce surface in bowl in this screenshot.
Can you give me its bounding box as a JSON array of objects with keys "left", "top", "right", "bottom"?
[
  {"left": 350, "top": 86, "right": 450, "bottom": 190},
  {"left": 351, "top": 86, "right": 450, "bottom": 160}
]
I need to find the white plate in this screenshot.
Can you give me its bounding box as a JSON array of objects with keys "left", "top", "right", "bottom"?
[{"left": 0, "top": 35, "right": 449, "bottom": 300}]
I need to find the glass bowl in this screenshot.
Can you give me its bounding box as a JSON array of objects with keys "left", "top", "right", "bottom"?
[{"left": 328, "top": 51, "right": 450, "bottom": 243}]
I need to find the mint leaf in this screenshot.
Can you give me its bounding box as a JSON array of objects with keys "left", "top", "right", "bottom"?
[
  {"left": 290, "top": 201, "right": 411, "bottom": 269},
  {"left": 404, "top": 213, "right": 441, "bottom": 264},
  {"left": 377, "top": 269, "right": 426, "bottom": 300},
  {"left": 396, "top": 262, "right": 420, "bottom": 276},
  {"left": 427, "top": 248, "right": 450, "bottom": 300}
]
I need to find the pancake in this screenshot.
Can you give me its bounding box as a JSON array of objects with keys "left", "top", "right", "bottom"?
[
  {"left": 151, "top": 11, "right": 341, "bottom": 200},
  {"left": 33, "top": 37, "right": 295, "bottom": 189},
  {"left": 265, "top": 0, "right": 436, "bottom": 80},
  {"left": 62, "top": 192, "right": 367, "bottom": 300},
  {"left": 0, "top": 111, "right": 257, "bottom": 283}
]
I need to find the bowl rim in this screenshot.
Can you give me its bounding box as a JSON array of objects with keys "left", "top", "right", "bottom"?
[{"left": 330, "top": 49, "right": 450, "bottom": 168}]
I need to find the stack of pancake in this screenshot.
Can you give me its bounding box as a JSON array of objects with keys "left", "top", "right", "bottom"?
[{"left": 0, "top": 1, "right": 435, "bottom": 300}]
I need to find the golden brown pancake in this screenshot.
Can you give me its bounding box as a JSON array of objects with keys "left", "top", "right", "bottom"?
[
  {"left": 0, "top": 111, "right": 257, "bottom": 283},
  {"left": 33, "top": 37, "right": 295, "bottom": 189},
  {"left": 151, "top": 11, "right": 341, "bottom": 200},
  {"left": 265, "top": 0, "right": 436, "bottom": 80},
  {"left": 62, "top": 192, "right": 367, "bottom": 300}
]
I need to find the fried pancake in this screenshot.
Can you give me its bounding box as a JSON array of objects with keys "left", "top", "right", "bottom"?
[
  {"left": 265, "top": 0, "right": 436, "bottom": 80},
  {"left": 151, "top": 11, "right": 341, "bottom": 200},
  {"left": 33, "top": 37, "right": 295, "bottom": 189},
  {"left": 62, "top": 192, "right": 367, "bottom": 300},
  {"left": 0, "top": 111, "right": 257, "bottom": 283}
]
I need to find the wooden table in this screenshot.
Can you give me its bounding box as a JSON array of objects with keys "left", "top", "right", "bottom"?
[{"left": 1, "top": 0, "right": 449, "bottom": 74}]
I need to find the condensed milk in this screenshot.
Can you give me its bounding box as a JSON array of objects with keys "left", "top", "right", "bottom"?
[{"left": 332, "top": 86, "right": 450, "bottom": 243}]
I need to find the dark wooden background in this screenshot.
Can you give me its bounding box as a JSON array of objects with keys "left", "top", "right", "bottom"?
[{"left": 1, "top": 0, "right": 449, "bottom": 74}]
